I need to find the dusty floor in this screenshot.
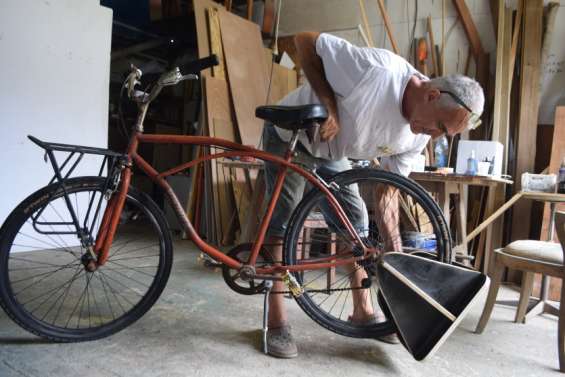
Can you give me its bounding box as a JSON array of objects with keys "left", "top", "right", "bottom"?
[{"left": 0, "top": 238, "right": 561, "bottom": 376}]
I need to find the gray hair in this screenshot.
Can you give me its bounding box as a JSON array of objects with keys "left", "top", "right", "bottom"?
[{"left": 428, "top": 74, "right": 485, "bottom": 129}]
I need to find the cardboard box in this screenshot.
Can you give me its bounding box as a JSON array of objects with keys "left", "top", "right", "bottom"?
[{"left": 456, "top": 140, "right": 504, "bottom": 176}]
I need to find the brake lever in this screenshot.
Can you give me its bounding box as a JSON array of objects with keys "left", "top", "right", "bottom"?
[{"left": 126, "top": 64, "right": 142, "bottom": 99}]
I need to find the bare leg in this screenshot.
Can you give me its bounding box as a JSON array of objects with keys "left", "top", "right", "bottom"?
[{"left": 267, "top": 236, "right": 287, "bottom": 327}]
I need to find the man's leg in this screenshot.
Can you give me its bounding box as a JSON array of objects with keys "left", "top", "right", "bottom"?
[
  {"left": 266, "top": 236, "right": 287, "bottom": 327},
  {"left": 262, "top": 124, "right": 307, "bottom": 357}
]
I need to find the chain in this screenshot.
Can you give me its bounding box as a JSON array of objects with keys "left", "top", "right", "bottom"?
[{"left": 266, "top": 286, "right": 367, "bottom": 295}]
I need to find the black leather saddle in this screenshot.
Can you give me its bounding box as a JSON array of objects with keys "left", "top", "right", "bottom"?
[{"left": 255, "top": 104, "right": 328, "bottom": 131}]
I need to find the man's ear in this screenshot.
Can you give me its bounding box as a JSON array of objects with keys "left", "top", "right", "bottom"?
[{"left": 426, "top": 87, "right": 441, "bottom": 103}]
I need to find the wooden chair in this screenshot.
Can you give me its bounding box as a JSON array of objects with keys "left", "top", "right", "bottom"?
[{"left": 475, "top": 211, "right": 565, "bottom": 372}]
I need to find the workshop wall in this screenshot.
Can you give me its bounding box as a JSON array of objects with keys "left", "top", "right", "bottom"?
[
  {"left": 0, "top": 0, "right": 113, "bottom": 224},
  {"left": 279, "top": 0, "right": 495, "bottom": 79}
]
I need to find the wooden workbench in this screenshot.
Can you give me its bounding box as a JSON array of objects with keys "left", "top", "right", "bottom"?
[{"left": 409, "top": 172, "right": 513, "bottom": 265}]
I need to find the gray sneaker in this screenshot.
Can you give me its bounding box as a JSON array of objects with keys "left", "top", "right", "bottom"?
[{"left": 266, "top": 325, "right": 298, "bottom": 358}]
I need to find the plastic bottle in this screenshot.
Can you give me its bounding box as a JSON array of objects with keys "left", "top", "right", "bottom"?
[
  {"left": 466, "top": 150, "right": 478, "bottom": 175},
  {"left": 558, "top": 157, "right": 565, "bottom": 194},
  {"left": 434, "top": 135, "right": 449, "bottom": 168}
]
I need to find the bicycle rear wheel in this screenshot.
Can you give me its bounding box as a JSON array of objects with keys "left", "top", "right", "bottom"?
[
  {"left": 284, "top": 168, "right": 451, "bottom": 339},
  {"left": 0, "top": 176, "right": 173, "bottom": 341}
]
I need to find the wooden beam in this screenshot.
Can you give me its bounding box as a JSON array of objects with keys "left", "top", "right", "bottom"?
[
  {"left": 427, "top": 16, "right": 439, "bottom": 76},
  {"left": 374, "top": 0, "right": 399, "bottom": 54},
  {"left": 452, "top": 0, "right": 485, "bottom": 58},
  {"left": 247, "top": 0, "right": 253, "bottom": 20},
  {"left": 358, "top": 0, "right": 375, "bottom": 47},
  {"left": 207, "top": 7, "right": 225, "bottom": 79},
  {"left": 510, "top": 0, "right": 543, "bottom": 241},
  {"left": 193, "top": 0, "right": 225, "bottom": 76},
  {"left": 508, "top": 0, "right": 523, "bottom": 80}
]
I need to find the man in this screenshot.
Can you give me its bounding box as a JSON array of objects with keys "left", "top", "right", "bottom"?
[{"left": 262, "top": 31, "right": 484, "bottom": 358}]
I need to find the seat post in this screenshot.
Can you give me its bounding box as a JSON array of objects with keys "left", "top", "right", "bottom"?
[{"left": 286, "top": 130, "right": 300, "bottom": 156}]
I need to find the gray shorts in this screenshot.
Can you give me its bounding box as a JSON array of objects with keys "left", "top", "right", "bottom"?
[{"left": 262, "top": 124, "right": 368, "bottom": 238}]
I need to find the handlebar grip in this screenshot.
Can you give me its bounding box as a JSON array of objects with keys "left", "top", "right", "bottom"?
[{"left": 179, "top": 54, "right": 219, "bottom": 75}]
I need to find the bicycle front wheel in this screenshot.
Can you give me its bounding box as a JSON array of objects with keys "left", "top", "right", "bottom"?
[
  {"left": 284, "top": 168, "right": 451, "bottom": 339},
  {"left": 0, "top": 176, "right": 173, "bottom": 342}
]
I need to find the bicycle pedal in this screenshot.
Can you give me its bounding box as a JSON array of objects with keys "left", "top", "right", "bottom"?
[{"left": 282, "top": 271, "right": 303, "bottom": 297}]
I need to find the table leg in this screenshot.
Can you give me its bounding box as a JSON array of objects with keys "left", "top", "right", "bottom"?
[
  {"left": 437, "top": 184, "right": 450, "bottom": 228},
  {"left": 482, "top": 186, "right": 497, "bottom": 274},
  {"left": 455, "top": 183, "right": 469, "bottom": 263}
]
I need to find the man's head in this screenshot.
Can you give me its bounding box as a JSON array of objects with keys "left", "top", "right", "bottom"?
[{"left": 406, "top": 74, "right": 484, "bottom": 139}]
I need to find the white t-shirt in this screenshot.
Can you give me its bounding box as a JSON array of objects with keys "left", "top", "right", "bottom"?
[{"left": 275, "top": 33, "right": 430, "bottom": 176}]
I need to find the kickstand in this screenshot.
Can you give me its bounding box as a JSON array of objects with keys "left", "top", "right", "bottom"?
[{"left": 262, "top": 280, "right": 274, "bottom": 354}]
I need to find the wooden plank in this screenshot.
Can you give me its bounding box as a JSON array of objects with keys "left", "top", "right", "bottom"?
[
  {"left": 207, "top": 7, "right": 225, "bottom": 79},
  {"left": 452, "top": 0, "right": 485, "bottom": 58},
  {"left": 492, "top": 1, "right": 512, "bottom": 165},
  {"left": 193, "top": 0, "right": 224, "bottom": 76},
  {"left": 204, "top": 76, "right": 239, "bottom": 245},
  {"left": 247, "top": 0, "right": 253, "bottom": 20},
  {"left": 427, "top": 16, "right": 439, "bottom": 76},
  {"left": 374, "top": 0, "right": 399, "bottom": 54},
  {"left": 510, "top": 0, "right": 543, "bottom": 242},
  {"left": 508, "top": 0, "right": 523, "bottom": 79},
  {"left": 263, "top": 52, "right": 298, "bottom": 104},
  {"left": 212, "top": 118, "right": 237, "bottom": 244},
  {"left": 358, "top": 0, "right": 375, "bottom": 47},
  {"left": 219, "top": 9, "right": 269, "bottom": 148}
]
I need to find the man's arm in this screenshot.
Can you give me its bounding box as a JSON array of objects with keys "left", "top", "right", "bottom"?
[{"left": 294, "top": 32, "right": 340, "bottom": 141}]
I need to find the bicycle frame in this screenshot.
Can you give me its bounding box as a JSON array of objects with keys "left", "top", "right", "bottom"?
[{"left": 93, "top": 130, "right": 370, "bottom": 275}]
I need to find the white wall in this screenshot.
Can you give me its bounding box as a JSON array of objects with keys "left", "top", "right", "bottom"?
[
  {"left": 279, "top": 0, "right": 495, "bottom": 77},
  {"left": 279, "top": 0, "right": 565, "bottom": 124},
  {"left": 0, "top": 0, "right": 113, "bottom": 225}
]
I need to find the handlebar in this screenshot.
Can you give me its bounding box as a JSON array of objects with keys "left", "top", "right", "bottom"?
[
  {"left": 125, "top": 54, "right": 220, "bottom": 103},
  {"left": 122, "top": 54, "right": 220, "bottom": 132},
  {"left": 178, "top": 54, "right": 219, "bottom": 75}
]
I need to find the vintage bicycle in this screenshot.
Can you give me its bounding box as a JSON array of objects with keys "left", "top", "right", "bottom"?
[{"left": 0, "top": 56, "right": 486, "bottom": 360}]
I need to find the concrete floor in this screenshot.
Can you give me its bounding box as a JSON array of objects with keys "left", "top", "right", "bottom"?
[{"left": 0, "top": 238, "right": 561, "bottom": 377}]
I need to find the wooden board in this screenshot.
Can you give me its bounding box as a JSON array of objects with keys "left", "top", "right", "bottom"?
[
  {"left": 374, "top": 0, "right": 399, "bottom": 54},
  {"left": 510, "top": 0, "right": 543, "bottom": 242},
  {"left": 204, "top": 76, "right": 239, "bottom": 245},
  {"left": 207, "top": 7, "right": 226, "bottom": 79},
  {"left": 452, "top": 0, "right": 485, "bottom": 58},
  {"left": 219, "top": 9, "right": 269, "bottom": 148},
  {"left": 263, "top": 48, "right": 298, "bottom": 105},
  {"left": 193, "top": 0, "right": 224, "bottom": 76}
]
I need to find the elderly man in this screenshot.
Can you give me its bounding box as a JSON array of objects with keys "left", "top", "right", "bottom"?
[{"left": 262, "top": 31, "right": 484, "bottom": 358}]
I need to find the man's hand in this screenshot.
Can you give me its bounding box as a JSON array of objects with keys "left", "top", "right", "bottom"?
[{"left": 320, "top": 109, "right": 340, "bottom": 141}]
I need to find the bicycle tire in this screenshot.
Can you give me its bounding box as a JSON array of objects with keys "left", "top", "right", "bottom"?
[
  {"left": 284, "top": 168, "right": 451, "bottom": 339},
  {"left": 0, "top": 176, "right": 173, "bottom": 342}
]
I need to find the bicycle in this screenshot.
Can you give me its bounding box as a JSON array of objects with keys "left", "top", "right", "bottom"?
[{"left": 0, "top": 55, "right": 479, "bottom": 360}]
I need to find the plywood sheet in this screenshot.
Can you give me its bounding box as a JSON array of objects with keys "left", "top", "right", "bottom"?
[
  {"left": 219, "top": 9, "right": 269, "bottom": 148},
  {"left": 263, "top": 49, "right": 298, "bottom": 105}
]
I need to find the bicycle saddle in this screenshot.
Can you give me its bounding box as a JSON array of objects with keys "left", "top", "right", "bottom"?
[{"left": 255, "top": 105, "right": 328, "bottom": 130}]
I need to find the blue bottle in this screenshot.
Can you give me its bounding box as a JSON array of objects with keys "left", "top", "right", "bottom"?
[
  {"left": 434, "top": 136, "right": 448, "bottom": 168},
  {"left": 466, "top": 150, "right": 478, "bottom": 175}
]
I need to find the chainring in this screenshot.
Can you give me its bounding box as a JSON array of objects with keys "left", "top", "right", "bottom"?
[{"left": 221, "top": 243, "right": 274, "bottom": 295}]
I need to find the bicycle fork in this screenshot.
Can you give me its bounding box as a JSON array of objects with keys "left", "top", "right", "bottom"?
[{"left": 92, "top": 166, "right": 132, "bottom": 267}]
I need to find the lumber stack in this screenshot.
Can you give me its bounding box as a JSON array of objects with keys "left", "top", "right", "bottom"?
[{"left": 187, "top": 0, "right": 297, "bottom": 246}]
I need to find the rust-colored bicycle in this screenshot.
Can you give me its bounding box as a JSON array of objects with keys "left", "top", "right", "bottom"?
[{"left": 0, "top": 56, "right": 485, "bottom": 360}]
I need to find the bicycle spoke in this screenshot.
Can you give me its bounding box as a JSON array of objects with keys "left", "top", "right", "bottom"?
[{"left": 2, "top": 179, "right": 170, "bottom": 339}]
